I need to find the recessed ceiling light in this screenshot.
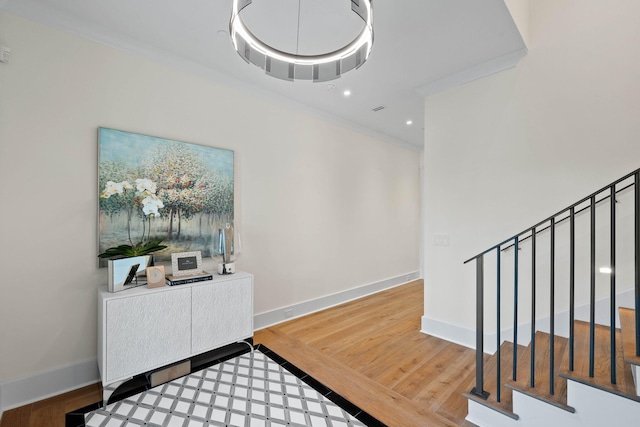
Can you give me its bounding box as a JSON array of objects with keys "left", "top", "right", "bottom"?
[
  {"left": 343, "top": 90, "right": 351, "bottom": 97},
  {"left": 406, "top": 120, "right": 413, "bottom": 125},
  {"left": 217, "top": 30, "right": 228, "bottom": 38},
  {"left": 326, "top": 83, "right": 336, "bottom": 92}
]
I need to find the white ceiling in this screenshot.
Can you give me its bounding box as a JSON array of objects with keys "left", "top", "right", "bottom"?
[{"left": 1, "top": 0, "right": 526, "bottom": 149}]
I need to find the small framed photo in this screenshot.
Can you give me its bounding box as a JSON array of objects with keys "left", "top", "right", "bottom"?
[{"left": 171, "top": 251, "right": 203, "bottom": 276}]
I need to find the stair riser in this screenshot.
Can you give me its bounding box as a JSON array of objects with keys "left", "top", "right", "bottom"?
[
  {"left": 632, "top": 365, "right": 640, "bottom": 396},
  {"left": 467, "top": 379, "right": 640, "bottom": 427},
  {"left": 567, "top": 380, "right": 640, "bottom": 426},
  {"left": 466, "top": 391, "right": 574, "bottom": 427},
  {"left": 466, "top": 400, "right": 518, "bottom": 427}
]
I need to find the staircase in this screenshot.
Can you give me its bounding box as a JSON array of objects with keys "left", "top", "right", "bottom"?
[
  {"left": 464, "top": 314, "right": 640, "bottom": 426},
  {"left": 463, "top": 168, "right": 640, "bottom": 426}
]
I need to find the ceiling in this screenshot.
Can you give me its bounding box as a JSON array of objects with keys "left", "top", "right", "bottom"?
[{"left": 1, "top": 0, "right": 526, "bottom": 149}]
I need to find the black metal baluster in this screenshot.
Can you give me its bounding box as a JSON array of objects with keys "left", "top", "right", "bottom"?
[
  {"left": 497, "top": 247, "right": 502, "bottom": 403},
  {"left": 463, "top": 168, "right": 640, "bottom": 385},
  {"left": 610, "top": 185, "right": 617, "bottom": 384},
  {"left": 530, "top": 228, "right": 536, "bottom": 388},
  {"left": 569, "top": 207, "right": 575, "bottom": 371},
  {"left": 636, "top": 172, "right": 640, "bottom": 357},
  {"left": 590, "top": 195, "right": 596, "bottom": 378},
  {"left": 513, "top": 237, "right": 519, "bottom": 381},
  {"left": 550, "top": 218, "right": 556, "bottom": 395},
  {"left": 471, "top": 254, "right": 489, "bottom": 399}
]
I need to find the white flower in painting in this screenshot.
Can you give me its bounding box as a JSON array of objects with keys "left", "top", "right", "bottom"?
[
  {"left": 101, "top": 177, "right": 164, "bottom": 217},
  {"left": 142, "top": 195, "right": 164, "bottom": 208},
  {"left": 143, "top": 204, "right": 160, "bottom": 217},
  {"left": 101, "top": 180, "right": 130, "bottom": 198},
  {"left": 142, "top": 195, "right": 164, "bottom": 217},
  {"left": 136, "top": 178, "right": 157, "bottom": 195}
]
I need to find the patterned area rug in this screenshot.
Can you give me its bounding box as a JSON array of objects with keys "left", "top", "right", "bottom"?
[{"left": 71, "top": 345, "right": 384, "bottom": 427}]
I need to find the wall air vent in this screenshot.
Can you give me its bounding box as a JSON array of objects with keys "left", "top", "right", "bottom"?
[{"left": 372, "top": 106, "right": 385, "bottom": 112}]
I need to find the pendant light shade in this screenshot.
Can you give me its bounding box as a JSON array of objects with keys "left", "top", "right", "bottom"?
[{"left": 229, "top": 0, "right": 374, "bottom": 82}]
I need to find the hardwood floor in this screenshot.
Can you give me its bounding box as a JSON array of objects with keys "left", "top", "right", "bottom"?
[
  {"left": 0, "top": 383, "right": 102, "bottom": 427},
  {"left": 0, "top": 280, "right": 477, "bottom": 426},
  {"left": 254, "top": 280, "right": 476, "bottom": 426}
]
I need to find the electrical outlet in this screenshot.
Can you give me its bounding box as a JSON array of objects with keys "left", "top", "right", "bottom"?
[
  {"left": 434, "top": 234, "right": 450, "bottom": 246},
  {"left": 284, "top": 309, "right": 293, "bottom": 319}
]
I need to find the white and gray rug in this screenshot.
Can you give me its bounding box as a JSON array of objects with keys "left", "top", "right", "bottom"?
[{"left": 81, "top": 346, "right": 381, "bottom": 427}]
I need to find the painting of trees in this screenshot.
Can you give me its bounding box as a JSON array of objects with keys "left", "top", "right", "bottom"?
[{"left": 98, "top": 128, "right": 234, "bottom": 263}]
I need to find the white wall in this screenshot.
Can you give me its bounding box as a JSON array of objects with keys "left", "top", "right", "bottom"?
[
  {"left": 0, "top": 11, "right": 420, "bottom": 387},
  {"left": 504, "top": 0, "right": 530, "bottom": 47},
  {"left": 422, "top": 0, "right": 640, "bottom": 346}
]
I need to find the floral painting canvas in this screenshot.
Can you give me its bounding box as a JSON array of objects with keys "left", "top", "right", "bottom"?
[{"left": 98, "top": 128, "right": 234, "bottom": 265}]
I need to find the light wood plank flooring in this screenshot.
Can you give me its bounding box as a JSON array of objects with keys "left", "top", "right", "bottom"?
[
  {"left": 254, "top": 280, "right": 476, "bottom": 426},
  {"left": 1, "top": 280, "right": 477, "bottom": 426}
]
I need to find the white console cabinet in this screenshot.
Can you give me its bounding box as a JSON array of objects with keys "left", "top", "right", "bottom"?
[{"left": 98, "top": 271, "right": 253, "bottom": 386}]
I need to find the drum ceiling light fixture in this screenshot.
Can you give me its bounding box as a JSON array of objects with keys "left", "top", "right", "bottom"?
[{"left": 229, "top": 0, "right": 374, "bottom": 82}]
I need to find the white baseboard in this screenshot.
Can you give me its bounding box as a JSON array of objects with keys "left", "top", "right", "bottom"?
[
  {"left": 421, "top": 316, "right": 477, "bottom": 350},
  {"left": 254, "top": 271, "right": 421, "bottom": 330},
  {"left": 421, "top": 316, "right": 538, "bottom": 355},
  {"left": 0, "top": 358, "right": 99, "bottom": 418}
]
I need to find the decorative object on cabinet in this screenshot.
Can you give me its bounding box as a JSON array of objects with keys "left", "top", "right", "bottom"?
[
  {"left": 98, "top": 127, "right": 234, "bottom": 267},
  {"left": 145, "top": 265, "right": 165, "bottom": 288},
  {"left": 98, "top": 237, "right": 167, "bottom": 260},
  {"left": 106, "top": 255, "right": 154, "bottom": 292},
  {"left": 212, "top": 223, "right": 239, "bottom": 274},
  {"left": 165, "top": 271, "right": 212, "bottom": 286},
  {"left": 170, "top": 250, "right": 203, "bottom": 276}
]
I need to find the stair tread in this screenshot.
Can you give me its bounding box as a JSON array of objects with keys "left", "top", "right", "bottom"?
[
  {"left": 463, "top": 391, "right": 518, "bottom": 420},
  {"left": 559, "top": 320, "right": 639, "bottom": 401},
  {"left": 619, "top": 307, "right": 640, "bottom": 367},
  {"left": 505, "top": 331, "right": 572, "bottom": 411}
]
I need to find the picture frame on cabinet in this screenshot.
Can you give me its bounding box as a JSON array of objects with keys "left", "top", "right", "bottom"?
[
  {"left": 107, "top": 255, "right": 153, "bottom": 292},
  {"left": 146, "top": 265, "right": 166, "bottom": 288},
  {"left": 171, "top": 251, "right": 203, "bottom": 276}
]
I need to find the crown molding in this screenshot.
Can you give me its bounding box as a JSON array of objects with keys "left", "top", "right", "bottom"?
[{"left": 416, "top": 48, "right": 528, "bottom": 97}]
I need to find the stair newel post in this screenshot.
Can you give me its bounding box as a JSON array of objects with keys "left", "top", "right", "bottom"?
[
  {"left": 550, "top": 217, "right": 556, "bottom": 395},
  {"left": 569, "top": 206, "right": 575, "bottom": 372},
  {"left": 610, "top": 185, "right": 617, "bottom": 384},
  {"left": 513, "top": 236, "right": 519, "bottom": 382},
  {"left": 530, "top": 228, "right": 536, "bottom": 388},
  {"left": 496, "top": 245, "right": 502, "bottom": 403},
  {"left": 635, "top": 171, "right": 640, "bottom": 357},
  {"left": 471, "top": 254, "right": 490, "bottom": 399},
  {"left": 590, "top": 195, "right": 596, "bottom": 378}
]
